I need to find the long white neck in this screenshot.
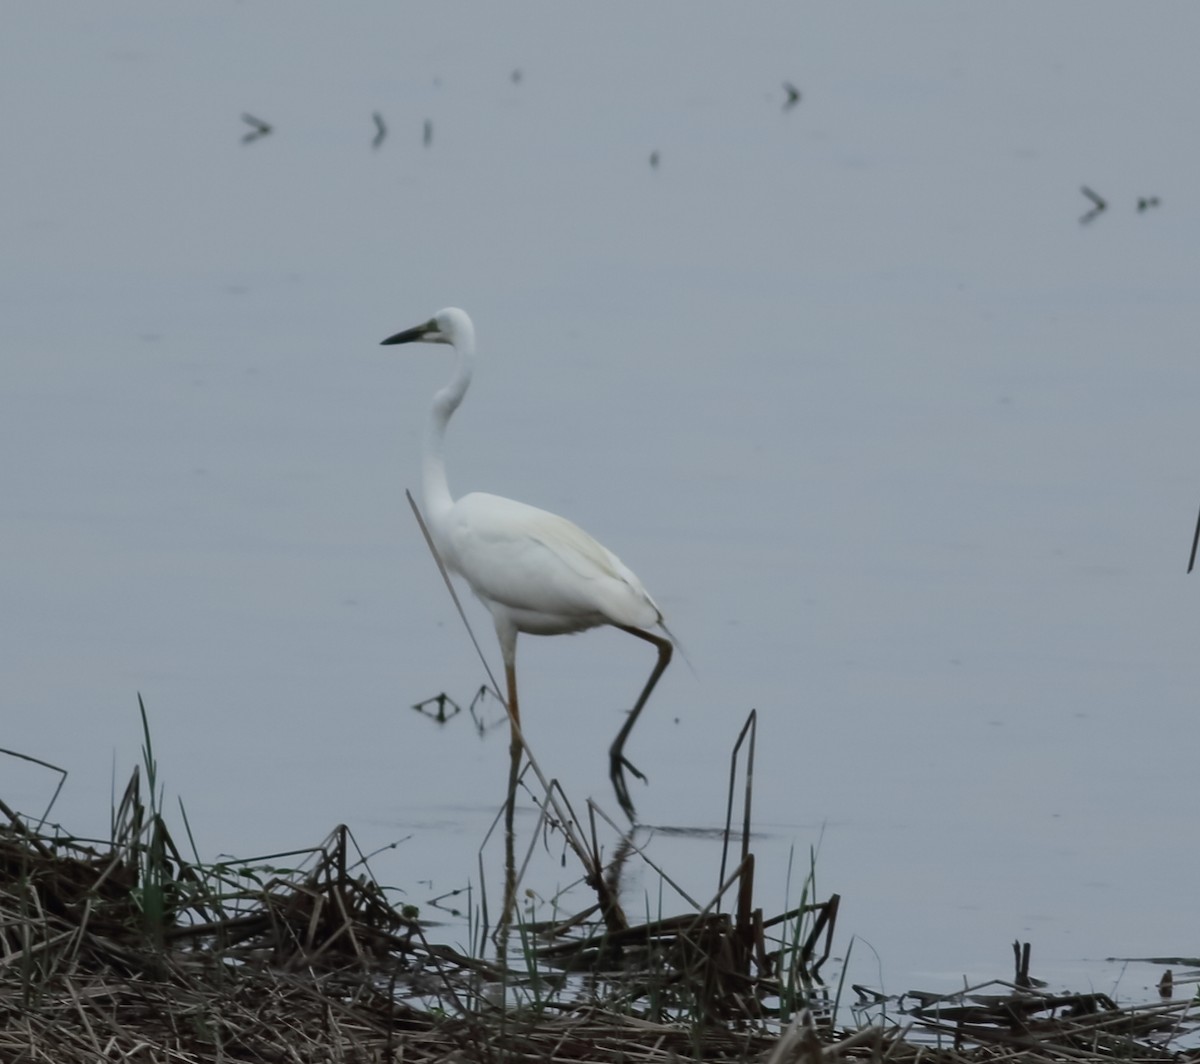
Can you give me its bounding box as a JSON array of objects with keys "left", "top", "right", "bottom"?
[{"left": 422, "top": 327, "right": 475, "bottom": 535}]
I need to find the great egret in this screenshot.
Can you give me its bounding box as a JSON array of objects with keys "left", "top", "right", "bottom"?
[{"left": 382, "top": 308, "right": 673, "bottom": 820}]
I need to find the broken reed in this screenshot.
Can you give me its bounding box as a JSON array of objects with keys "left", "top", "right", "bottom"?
[
  {"left": 4, "top": 703, "right": 1195, "bottom": 1063},
  {"left": 0, "top": 706, "right": 841, "bottom": 1062},
  {"left": 5, "top": 787, "right": 1197, "bottom": 1064}
]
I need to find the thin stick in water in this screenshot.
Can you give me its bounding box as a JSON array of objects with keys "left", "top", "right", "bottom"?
[
  {"left": 1188, "top": 503, "right": 1200, "bottom": 573},
  {"left": 406, "top": 489, "right": 502, "bottom": 701}
]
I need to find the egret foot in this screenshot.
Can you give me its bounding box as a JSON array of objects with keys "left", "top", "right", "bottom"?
[{"left": 610, "top": 747, "right": 648, "bottom": 821}]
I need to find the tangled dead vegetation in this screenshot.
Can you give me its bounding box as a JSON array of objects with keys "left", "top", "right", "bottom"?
[
  {"left": 0, "top": 775, "right": 831, "bottom": 1062},
  {"left": 2, "top": 714, "right": 1197, "bottom": 1063}
]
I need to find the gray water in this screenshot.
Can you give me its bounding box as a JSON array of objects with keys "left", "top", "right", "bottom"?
[{"left": 4, "top": 2, "right": 1198, "bottom": 1005}]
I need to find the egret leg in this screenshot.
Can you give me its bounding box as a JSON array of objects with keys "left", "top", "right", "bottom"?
[
  {"left": 504, "top": 662, "right": 522, "bottom": 749},
  {"left": 500, "top": 657, "right": 521, "bottom": 937},
  {"left": 609, "top": 627, "right": 673, "bottom": 821}
]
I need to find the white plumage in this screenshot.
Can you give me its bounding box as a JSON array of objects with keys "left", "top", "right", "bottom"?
[
  {"left": 382, "top": 307, "right": 673, "bottom": 819},
  {"left": 443, "top": 492, "right": 662, "bottom": 635}
]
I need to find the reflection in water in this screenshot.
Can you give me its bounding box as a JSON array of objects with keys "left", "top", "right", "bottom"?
[{"left": 480, "top": 735, "right": 842, "bottom": 1027}]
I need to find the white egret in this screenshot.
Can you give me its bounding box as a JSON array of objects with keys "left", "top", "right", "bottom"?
[{"left": 382, "top": 308, "right": 673, "bottom": 820}]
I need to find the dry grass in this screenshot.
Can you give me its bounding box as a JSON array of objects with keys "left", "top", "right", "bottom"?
[{"left": 2, "top": 730, "right": 1197, "bottom": 1063}]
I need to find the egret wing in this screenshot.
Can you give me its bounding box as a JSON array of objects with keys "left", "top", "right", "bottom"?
[{"left": 444, "top": 492, "right": 660, "bottom": 630}]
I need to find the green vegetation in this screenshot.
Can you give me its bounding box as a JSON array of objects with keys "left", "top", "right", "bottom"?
[{"left": 0, "top": 702, "right": 1193, "bottom": 1062}]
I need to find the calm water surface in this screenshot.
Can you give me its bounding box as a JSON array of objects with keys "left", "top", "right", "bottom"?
[{"left": 3, "top": 3, "right": 1199, "bottom": 1006}]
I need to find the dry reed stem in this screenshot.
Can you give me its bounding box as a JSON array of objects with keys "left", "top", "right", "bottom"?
[{"left": 3, "top": 773, "right": 1197, "bottom": 1063}]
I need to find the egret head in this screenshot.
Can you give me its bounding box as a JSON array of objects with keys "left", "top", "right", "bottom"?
[{"left": 381, "top": 307, "right": 474, "bottom": 349}]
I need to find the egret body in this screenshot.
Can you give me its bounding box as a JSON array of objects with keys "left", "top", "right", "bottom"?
[{"left": 382, "top": 308, "right": 673, "bottom": 819}]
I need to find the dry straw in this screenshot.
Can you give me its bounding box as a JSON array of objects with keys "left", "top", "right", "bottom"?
[{"left": 2, "top": 727, "right": 1196, "bottom": 1062}]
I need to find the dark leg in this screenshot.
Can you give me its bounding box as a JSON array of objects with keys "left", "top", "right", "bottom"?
[
  {"left": 503, "top": 660, "right": 523, "bottom": 831},
  {"left": 609, "top": 626, "right": 673, "bottom": 822},
  {"left": 500, "top": 660, "right": 521, "bottom": 937}
]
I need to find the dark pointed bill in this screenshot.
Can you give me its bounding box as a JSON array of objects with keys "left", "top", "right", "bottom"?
[{"left": 381, "top": 319, "right": 436, "bottom": 345}]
